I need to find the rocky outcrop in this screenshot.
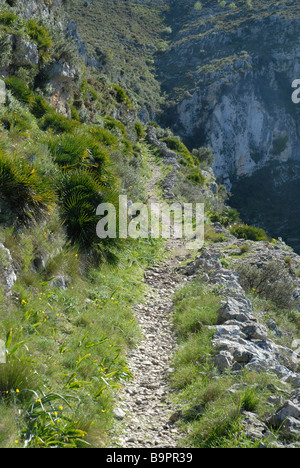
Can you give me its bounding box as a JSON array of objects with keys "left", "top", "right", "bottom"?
[
  {"left": 46, "top": 58, "right": 78, "bottom": 116},
  {"left": 212, "top": 301, "right": 300, "bottom": 387},
  {"left": 146, "top": 126, "right": 180, "bottom": 200},
  {"left": 0, "top": 0, "right": 80, "bottom": 117},
  {"left": 14, "top": 0, "right": 64, "bottom": 21},
  {"left": 267, "top": 390, "right": 300, "bottom": 438},
  {"left": 193, "top": 248, "right": 300, "bottom": 385},
  {"left": 180, "top": 231, "right": 300, "bottom": 444},
  {"left": 13, "top": 36, "right": 39, "bottom": 67}
]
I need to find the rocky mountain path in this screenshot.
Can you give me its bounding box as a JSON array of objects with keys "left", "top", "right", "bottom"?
[{"left": 110, "top": 156, "right": 192, "bottom": 448}]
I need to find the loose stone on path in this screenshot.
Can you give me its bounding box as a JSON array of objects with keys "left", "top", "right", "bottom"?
[{"left": 110, "top": 243, "right": 189, "bottom": 448}]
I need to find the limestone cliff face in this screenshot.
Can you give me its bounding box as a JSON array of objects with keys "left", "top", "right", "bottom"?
[{"left": 157, "top": 1, "right": 300, "bottom": 188}]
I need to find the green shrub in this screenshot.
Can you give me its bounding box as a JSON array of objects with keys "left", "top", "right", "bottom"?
[
  {"left": 22, "top": 392, "right": 89, "bottom": 448},
  {"left": 111, "top": 146, "right": 148, "bottom": 201},
  {"left": 237, "top": 261, "right": 296, "bottom": 309},
  {"left": 121, "top": 137, "right": 133, "bottom": 156},
  {"left": 70, "top": 105, "right": 80, "bottom": 122},
  {"left": 240, "top": 387, "right": 260, "bottom": 412},
  {"left": 0, "top": 360, "right": 38, "bottom": 404},
  {"left": 209, "top": 208, "right": 241, "bottom": 227},
  {"left": 0, "top": 110, "right": 34, "bottom": 133},
  {"left": 58, "top": 169, "right": 103, "bottom": 248},
  {"left": 79, "top": 78, "right": 99, "bottom": 102},
  {"left": 39, "top": 111, "right": 79, "bottom": 133},
  {"left": 45, "top": 132, "right": 113, "bottom": 183},
  {"left": 112, "top": 84, "right": 132, "bottom": 108},
  {"left": 162, "top": 135, "right": 190, "bottom": 158},
  {"left": 187, "top": 168, "right": 205, "bottom": 185},
  {"left": 57, "top": 169, "right": 119, "bottom": 259},
  {"left": 205, "top": 227, "right": 227, "bottom": 243},
  {"left": 26, "top": 19, "right": 53, "bottom": 63},
  {"left": 160, "top": 135, "right": 205, "bottom": 186},
  {"left": 30, "top": 95, "right": 52, "bottom": 119},
  {"left": 239, "top": 243, "right": 251, "bottom": 254},
  {"left": 230, "top": 223, "right": 269, "bottom": 242},
  {"left": 134, "top": 121, "right": 144, "bottom": 140},
  {"left": 5, "top": 76, "right": 34, "bottom": 104},
  {"left": 104, "top": 116, "right": 126, "bottom": 136},
  {"left": 46, "top": 133, "right": 84, "bottom": 167},
  {"left": 0, "top": 150, "right": 56, "bottom": 220},
  {"left": 0, "top": 11, "right": 17, "bottom": 27},
  {"left": 88, "top": 126, "right": 118, "bottom": 148}
]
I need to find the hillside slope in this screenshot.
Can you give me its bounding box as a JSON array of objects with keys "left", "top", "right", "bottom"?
[
  {"left": 0, "top": 0, "right": 219, "bottom": 448},
  {"left": 66, "top": 0, "right": 169, "bottom": 119},
  {"left": 0, "top": 0, "right": 300, "bottom": 449},
  {"left": 66, "top": 0, "right": 300, "bottom": 250}
]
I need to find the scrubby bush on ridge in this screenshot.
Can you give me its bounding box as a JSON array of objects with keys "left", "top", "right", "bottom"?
[
  {"left": 230, "top": 223, "right": 270, "bottom": 242},
  {"left": 236, "top": 260, "right": 296, "bottom": 309}
]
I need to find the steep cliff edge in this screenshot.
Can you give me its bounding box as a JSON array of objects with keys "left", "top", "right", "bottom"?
[
  {"left": 157, "top": 1, "right": 300, "bottom": 184},
  {"left": 153, "top": 0, "right": 300, "bottom": 250}
]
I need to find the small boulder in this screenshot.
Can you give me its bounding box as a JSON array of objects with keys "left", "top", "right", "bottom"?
[
  {"left": 49, "top": 276, "right": 68, "bottom": 290},
  {"left": 217, "top": 297, "right": 254, "bottom": 324},
  {"left": 113, "top": 407, "right": 126, "bottom": 420}
]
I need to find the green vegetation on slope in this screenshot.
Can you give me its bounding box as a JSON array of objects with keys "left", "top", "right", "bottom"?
[
  {"left": 0, "top": 0, "right": 289, "bottom": 449},
  {"left": 0, "top": 225, "right": 165, "bottom": 447},
  {"left": 170, "top": 277, "right": 299, "bottom": 448},
  {"left": 66, "top": 0, "right": 170, "bottom": 116},
  {"left": 0, "top": 82, "right": 166, "bottom": 446},
  {"left": 0, "top": 3, "right": 169, "bottom": 447}
]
